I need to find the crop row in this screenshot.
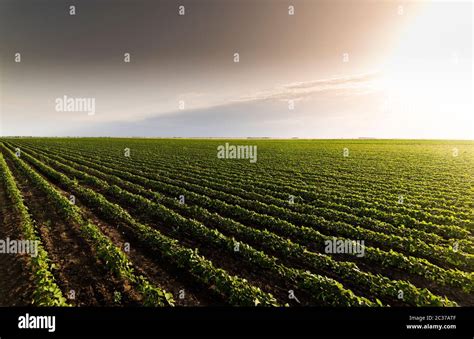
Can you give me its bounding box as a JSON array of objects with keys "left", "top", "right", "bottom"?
[
  {"left": 0, "top": 150, "right": 68, "bottom": 306},
  {"left": 16, "top": 139, "right": 469, "bottom": 218},
  {"left": 17, "top": 141, "right": 472, "bottom": 236},
  {"left": 39, "top": 144, "right": 471, "bottom": 271},
  {"left": 11, "top": 143, "right": 473, "bottom": 295},
  {"left": 12, "top": 142, "right": 472, "bottom": 270},
  {"left": 13, "top": 144, "right": 381, "bottom": 306},
  {"left": 144, "top": 155, "right": 472, "bottom": 231},
  {"left": 4, "top": 146, "right": 297, "bottom": 307},
  {"left": 46, "top": 151, "right": 459, "bottom": 306},
  {"left": 116, "top": 159, "right": 463, "bottom": 249},
  {"left": 1, "top": 145, "right": 174, "bottom": 307},
  {"left": 104, "top": 143, "right": 471, "bottom": 219}
]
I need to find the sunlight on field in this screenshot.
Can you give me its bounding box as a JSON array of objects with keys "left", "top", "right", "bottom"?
[{"left": 0, "top": 138, "right": 472, "bottom": 307}]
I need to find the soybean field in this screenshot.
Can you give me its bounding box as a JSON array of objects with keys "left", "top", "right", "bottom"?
[{"left": 0, "top": 138, "right": 472, "bottom": 307}]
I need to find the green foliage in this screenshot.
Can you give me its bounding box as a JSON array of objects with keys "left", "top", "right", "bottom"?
[
  {"left": 1, "top": 145, "right": 173, "bottom": 307},
  {"left": 1, "top": 138, "right": 473, "bottom": 307},
  {"left": 0, "top": 152, "right": 68, "bottom": 306}
]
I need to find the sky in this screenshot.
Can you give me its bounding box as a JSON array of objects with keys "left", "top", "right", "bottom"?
[{"left": 0, "top": 0, "right": 472, "bottom": 138}]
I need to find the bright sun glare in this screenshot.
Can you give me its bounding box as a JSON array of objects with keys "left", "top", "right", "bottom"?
[{"left": 375, "top": 2, "right": 473, "bottom": 139}]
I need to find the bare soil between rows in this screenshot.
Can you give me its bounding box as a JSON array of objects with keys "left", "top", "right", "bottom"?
[{"left": 5, "top": 154, "right": 138, "bottom": 306}]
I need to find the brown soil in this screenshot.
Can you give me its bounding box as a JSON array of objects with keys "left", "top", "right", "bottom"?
[
  {"left": 11, "top": 143, "right": 471, "bottom": 306},
  {"left": 15, "top": 149, "right": 390, "bottom": 306},
  {"left": 79, "top": 205, "right": 220, "bottom": 306},
  {"left": 29, "top": 154, "right": 309, "bottom": 306},
  {"left": 81, "top": 188, "right": 308, "bottom": 306},
  {"left": 5, "top": 155, "right": 139, "bottom": 306},
  {"left": 0, "top": 181, "right": 35, "bottom": 306}
]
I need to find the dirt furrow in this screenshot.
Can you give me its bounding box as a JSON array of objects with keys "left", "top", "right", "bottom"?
[
  {"left": 0, "top": 180, "right": 34, "bottom": 306},
  {"left": 5, "top": 156, "right": 138, "bottom": 306}
]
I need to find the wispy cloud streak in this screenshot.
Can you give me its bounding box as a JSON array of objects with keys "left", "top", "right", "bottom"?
[{"left": 235, "top": 72, "right": 380, "bottom": 103}]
